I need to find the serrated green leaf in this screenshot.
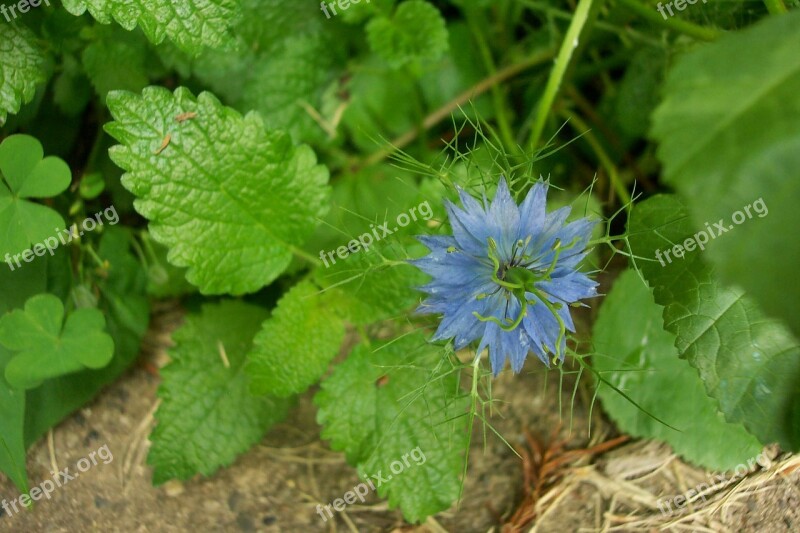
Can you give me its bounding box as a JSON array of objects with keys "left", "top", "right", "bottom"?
[
  {"left": 0, "top": 24, "right": 47, "bottom": 126},
  {"left": 148, "top": 300, "right": 291, "bottom": 485},
  {"left": 0, "top": 294, "right": 114, "bottom": 390},
  {"left": 315, "top": 333, "right": 467, "bottom": 522},
  {"left": 366, "top": 0, "right": 449, "bottom": 69},
  {"left": 628, "top": 195, "right": 800, "bottom": 450},
  {"left": 0, "top": 134, "right": 72, "bottom": 257},
  {"left": 247, "top": 281, "right": 345, "bottom": 398},
  {"left": 81, "top": 27, "right": 150, "bottom": 98},
  {"left": 104, "top": 86, "right": 330, "bottom": 295},
  {"left": 158, "top": 0, "right": 346, "bottom": 143},
  {"left": 594, "top": 270, "right": 762, "bottom": 470},
  {"left": 61, "top": 0, "right": 239, "bottom": 54},
  {"left": 651, "top": 11, "right": 800, "bottom": 339}
]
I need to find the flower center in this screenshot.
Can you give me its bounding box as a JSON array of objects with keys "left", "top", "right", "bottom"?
[{"left": 472, "top": 236, "right": 579, "bottom": 360}]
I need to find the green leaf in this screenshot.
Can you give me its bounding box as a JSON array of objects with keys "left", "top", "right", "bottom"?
[
  {"left": 0, "top": 294, "right": 115, "bottom": 390},
  {"left": 594, "top": 270, "right": 762, "bottom": 470},
  {"left": 651, "top": 11, "right": 800, "bottom": 338},
  {"left": 61, "top": 0, "right": 240, "bottom": 54},
  {"left": 0, "top": 344, "right": 28, "bottom": 494},
  {"left": 148, "top": 300, "right": 291, "bottom": 485},
  {"left": 0, "top": 134, "right": 72, "bottom": 257},
  {"left": 24, "top": 228, "right": 149, "bottom": 447},
  {"left": 366, "top": 0, "right": 449, "bottom": 69},
  {"left": 628, "top": 195, "right": 800, "bottom": 450},
  {"left": 315, "top": 333, "right": 467, "bottom": 522},
  {"left": 613, "top": 47, "right": 666, "bottom": 139},
  {"left": 309, "top": 170, "right": 438, "bottom": 325},
  {"left": 81, "top": 27, "right": 151, "bottom": 98},
  {"left": 158, "top": 0, "right": 346, "bottom": 143},
  {"left": 247, "top": 281, "right": 345, "bottom": 398},
  {"left": 143, "top": 233, "right": 195, "bottom": 298},
  {"left": 104, "top": 86, "right": 330, "bottom": 295},
  {"left": 0, "top": 24, "right": 47, "bottom": 126}
]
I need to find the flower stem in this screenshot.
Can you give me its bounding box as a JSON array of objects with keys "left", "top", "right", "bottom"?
[{"left": 560, "top": 110, "right": 631, "bottom": 206}]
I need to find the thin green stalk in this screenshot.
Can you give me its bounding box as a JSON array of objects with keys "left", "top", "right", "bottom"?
[
  {"left": 528, "top": 0, "right": 595, "bottom": 151},
  {"left": 464, "top": 9, "right": 517, "bottom": 151},
  {"left": 561, "top": 110, "right": 631, "bottom": 206},
  {"left": 362, "top": 49, "right": 554, "bottom": 168},
  {"left": 763, "top": 0, "right": 788, "bottom": 14},
  {"left": 617, "top": 0, "right": 721, "bottom": 41}
]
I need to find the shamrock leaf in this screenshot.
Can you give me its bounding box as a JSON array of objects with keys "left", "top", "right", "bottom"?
[
  {"left": 0, "top": 135, "right": 72, "bottom": 257},
  {"left": 0, "top": 294, "right": 114, "bottom": 389}
]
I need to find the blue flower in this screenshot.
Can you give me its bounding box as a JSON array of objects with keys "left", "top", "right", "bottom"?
[{"left": 413, "top": 179, "right": 598, "bottom": 376}]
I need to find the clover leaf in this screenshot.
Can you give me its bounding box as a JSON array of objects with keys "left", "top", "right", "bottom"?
[
  {"left": 0, "top": 294, "right": 114, "bottom": 390},
  {"left": 0, "top": 135, "right": 72, "bottom": 257}
]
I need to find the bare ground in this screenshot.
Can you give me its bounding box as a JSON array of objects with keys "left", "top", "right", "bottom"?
[{"left": 1, "top": 302, "right": 797, "bottom": 533}]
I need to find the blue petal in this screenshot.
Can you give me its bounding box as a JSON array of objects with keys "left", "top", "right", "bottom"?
[
  {"left": 487, "top": 178, "right": 521, "bottom": 259},
  {"left": 518, "top": 182, "right": 548, "bottom": 240}
]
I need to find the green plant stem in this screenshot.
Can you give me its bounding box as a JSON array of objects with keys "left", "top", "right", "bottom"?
[
  {"left": 616, "top": 0, "right": 721, "bottom": 41},
  {"left": 560, "top": 110, "right": 631, "bottom": 206},
  {"left": 464, "top": 9, "right": 517, "bottom": 152},
  {"left": 763, "top": 0, "right": 788, "bottom": 14},
  {"left": 527, "top": 0, "right": 595, "bottom": 152}
]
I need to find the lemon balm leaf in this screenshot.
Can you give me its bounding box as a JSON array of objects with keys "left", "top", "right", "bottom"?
[
  {"left": 366, "top": 0, "right": 449, "bottom": 69},
  {"left": 104, "top": 86, "right": 330, "bottom": 295},
  {"left": 0, "top": 294, "right": 115, "bottom": 390},
  {"left": 594, "top": 270, "right": 762, "bottom": 470},
  {"left": 61, "top": 0, "right": 239, "bottom": 54},
  {"left": 0, "top": 24, "right": 47, "bottom": 126},
  {"left": 315, "top": 334, "right": 468, "bottom": 522},
  {"left": 247, "top": 281, "right": 345, "bottom": 398},
  {"left": 148, "top": 300, "right": 291, "bottom": 485}
]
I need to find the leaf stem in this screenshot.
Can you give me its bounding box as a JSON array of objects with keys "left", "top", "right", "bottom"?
[
  {"left": 616, "top": 0, "right": 721, "bottom": 42},
  {"left": 763, "top": 0, "right": 788, "bottom": 14}
]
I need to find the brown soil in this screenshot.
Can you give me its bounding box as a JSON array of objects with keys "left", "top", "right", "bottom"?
[{"left": 1, "top": 302, "right": 797, "bottom": 533}]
